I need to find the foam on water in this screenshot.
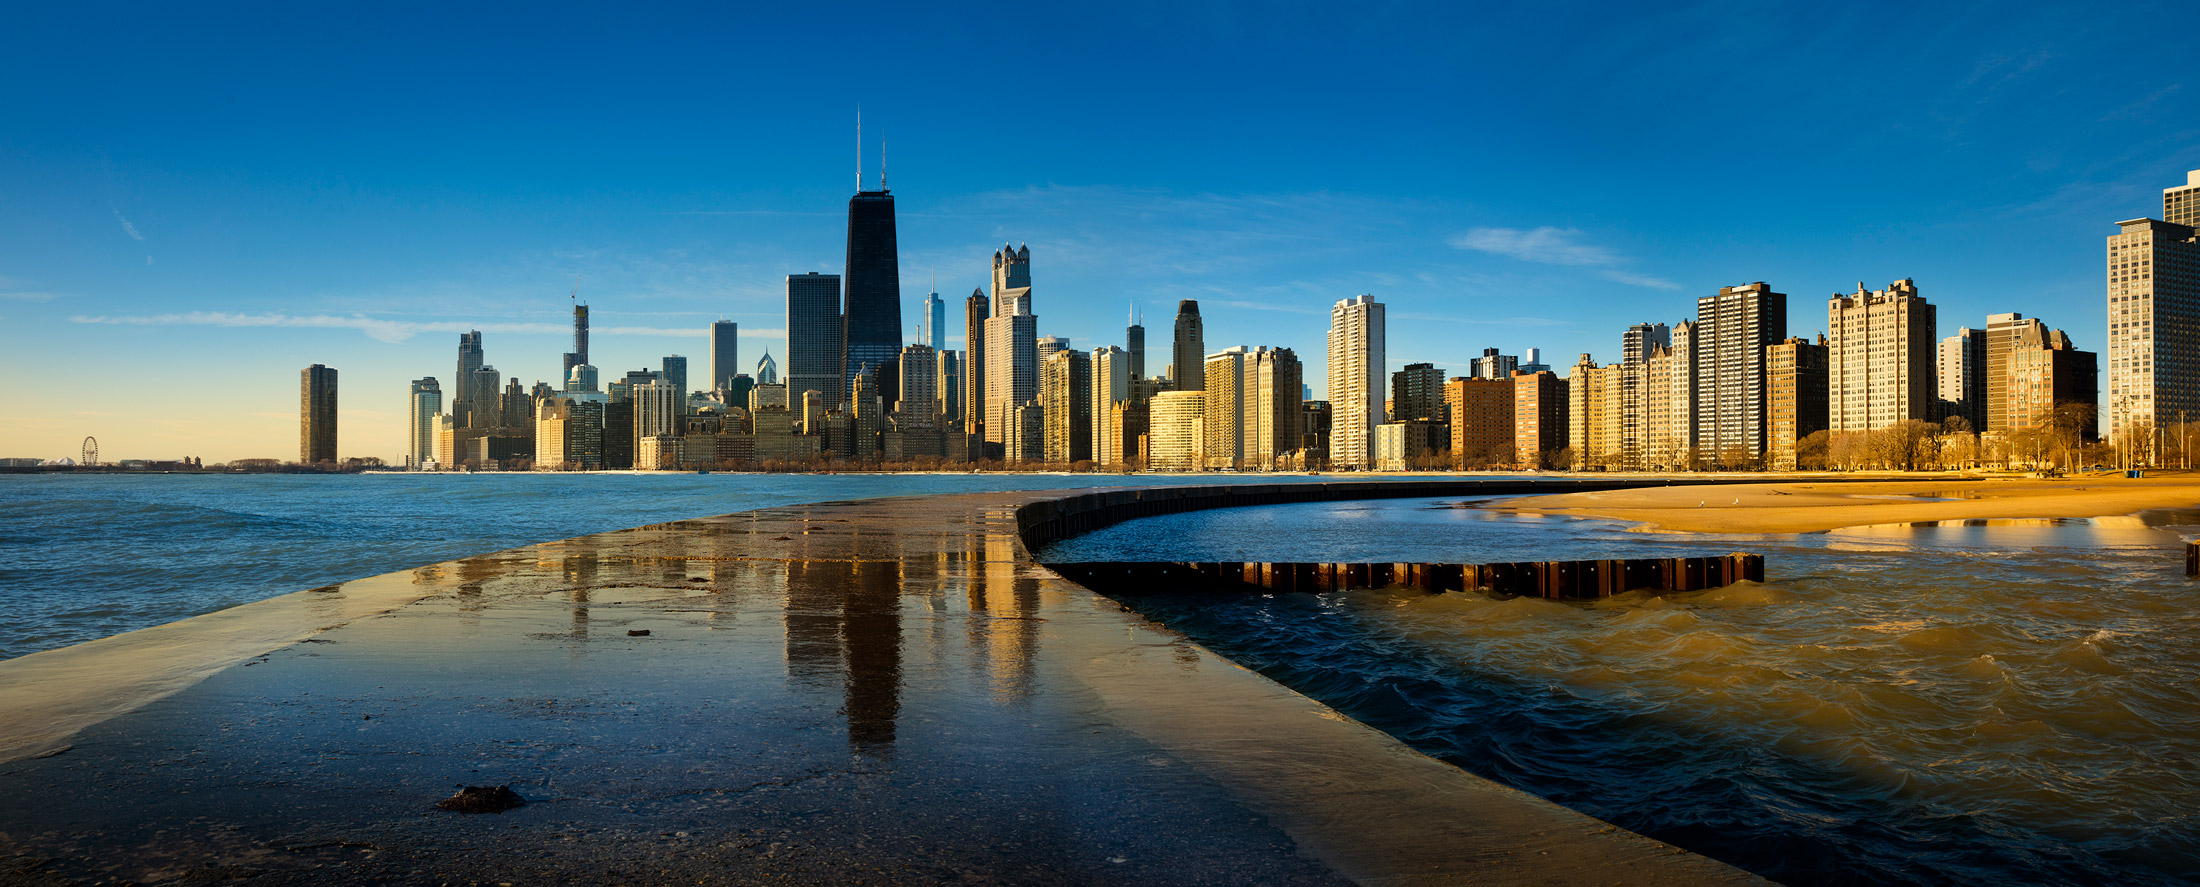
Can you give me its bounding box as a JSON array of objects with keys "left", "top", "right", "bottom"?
[{"left": 1040, "top": 496, "right": 2200, "bottom": 886}]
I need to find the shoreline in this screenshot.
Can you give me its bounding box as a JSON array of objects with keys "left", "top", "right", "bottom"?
[{"left": 1486, "top": 475, "right": 2200, "bottom": 534}]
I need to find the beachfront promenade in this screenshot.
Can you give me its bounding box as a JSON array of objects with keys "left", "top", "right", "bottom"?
[{"left": 0, "top": 479, "right": 1770, "bottom": 885}]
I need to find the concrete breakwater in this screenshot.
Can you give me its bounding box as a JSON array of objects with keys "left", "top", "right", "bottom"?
[
  {"left": 0, "top": 478, "right": 1768, "bottom": 886},
  {"left": 1052, "top": 553, "right": 1765, "bottom": 600}
]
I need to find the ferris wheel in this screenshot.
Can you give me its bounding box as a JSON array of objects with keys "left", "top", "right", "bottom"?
[{"left": 81, "top": 436, "right": 98, "bottom": 467}]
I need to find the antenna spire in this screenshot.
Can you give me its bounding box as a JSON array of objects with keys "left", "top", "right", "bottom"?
[
  {"left": 856, "top": 105, "right": 862, "bottom": 193},
  {"left": 880, "top": 140, "right": 887, "bottom": 191}
]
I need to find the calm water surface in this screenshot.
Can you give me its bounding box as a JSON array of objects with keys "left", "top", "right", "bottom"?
[
  {"left": 0, "top": 471, "right": 1366, "bottom": 661},
  {"left": 1040, "top": 498, "right": 2200, "bottom": 886}
]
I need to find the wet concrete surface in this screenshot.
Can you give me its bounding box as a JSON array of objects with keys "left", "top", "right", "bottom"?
[{"left": 0, "top": 487, "right": 1767, "bottom": 886}]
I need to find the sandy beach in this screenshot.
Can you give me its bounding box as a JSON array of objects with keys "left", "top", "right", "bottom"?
[{"left": 1489, "top": 474, "right": 2200, "bottom": 534}]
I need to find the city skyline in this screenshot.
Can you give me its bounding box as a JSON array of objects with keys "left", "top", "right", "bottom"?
[{"left": 3, "top": 4, "right": 2196, "bottom": 462}]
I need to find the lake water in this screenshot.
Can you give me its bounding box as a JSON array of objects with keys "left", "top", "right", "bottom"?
[
  {"left": 0, "top": 472, "right": 1361, "bottom": 661},
  {"left": 1037, "top": 498, "right": 2200, "bottom": 886}
]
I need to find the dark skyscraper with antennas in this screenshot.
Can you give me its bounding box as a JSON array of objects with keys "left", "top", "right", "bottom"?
[{"left": 843, "top": 185, "right": 903, "bottom": 404}]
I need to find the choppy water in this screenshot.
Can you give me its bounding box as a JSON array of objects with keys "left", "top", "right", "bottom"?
[
  {"left": 1039, "top": 499, "right": 2200, "bottom": 886},
  {"left": 0, "top": 472, "right": 1360, "bottom": 661}
]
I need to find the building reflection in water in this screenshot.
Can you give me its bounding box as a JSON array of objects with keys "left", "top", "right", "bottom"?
[{"left": 783, "top": 558, "right": 904, "bottom": 754}]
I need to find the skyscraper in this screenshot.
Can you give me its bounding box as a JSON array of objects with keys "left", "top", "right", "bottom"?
[
  {"left": 1695, "top": 282, "right": 1788, "bottom": 465},
  {"left": 710, "top": 321, "right": 739, "bottom": 395},
  {"left": 2106, "top": 214, "right": 2200, "bottom": 446},
  {"left": 469, "top": 365, "right": 502, "bottom": 430},
  {"left": 563, "top": 304, "right": 589, "bottom": 386},
  {"left": 1327, "top": 295, "right": 1385, "bottom": 470},
  {"left": 922, "top": 289, "right": 945, "bottom": 351},
  {"left": 787, "top": 273, "right": 843, "bottom": 404},
  {"left": 1568, "top": 355, "right": 1620, "bottom": 469},
  {"left": 662, "top": 355, "right": 689, "bottom": 401},
  {"left": 756, "top": 351, "right": 779, "bottom": 386},
  {"left": 300, "top": 364, "right": 337, "bottom": 464},
  {"left": 454, "top": 331, "right": 484, "bottom": 429},
  {"left": 963, "top": 289, "right": 989, "bottom": 436},
  {"left": 1126, "top": 308, "right": 1146, "bottom": 380},
  {"left": 896, "top": 344, "right": 939, "bottom": 422},
  {"left": 983, "top": 245, "right": 1039, "bottom": 452},
  {"left": 1938, "top": 327, "right": 1985, "bottom": 431},
  {"left": 843, "top": 187, "right": 903, "bottom": 403},
  {"left": 1826, "top": 279, "right": 1936, "bottom": 433},
  {"left": 1172, "top": 300, "right": 1205, "bottom": 390},
  {"left": 408, "top": 377, "right": 440, "bottom": 469}
]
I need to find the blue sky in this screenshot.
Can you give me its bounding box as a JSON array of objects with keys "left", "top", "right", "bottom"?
[{"left": 2, "top": 1, "right": 2194, "bottom": 462}]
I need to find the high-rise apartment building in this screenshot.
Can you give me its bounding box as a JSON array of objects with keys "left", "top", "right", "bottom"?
[
  {"left": 1202, "top": 347, "right": 1249, "bottom": 469},
  {"left": 786, "top": 272, "right": 843, "bottom": 405},
  {"left": 408, "top": 377, "right": 440, "bottom": 469},
  {"left": 1090, "top": 346, "right": 1133, "bottom": 466},
  {"left": 1826, "top": 279, "right": 1936, "bottom": 433},
  {"left": 843, "top": 187, "right": 903, "bottom": 403},
  {"left": 1567, "top": 355, "right": 1620, "bottom": 469},
  {"left": 1470, "top": 348, "right": 1518, "bottom": 381},
  {"left": 1149, "top": 390, "right": 1206, "bottom": 471},
  {"left": 1619, "top": 322, "right": 1671, "bottom": 469},
  {"left": 1938, "top": 327, "right": 1986, "bottom": 431},
  {"left": 1390, "top": 362, "right": 1447, "bottom": 423},
  {"left": 1445, "top": 377, "right": 1514, "bottom": 467},
  {"left": 1041, "top": 348, "right": 1092, "bottom": 464},
  {"left": 2166, "top": 169, "right": 2200, "bottom": 228},
  {"left": 935, "top": 351, "right": 962, "bottom": 436},
  {"left": 1696, "top": 282, "right": 1788, "bottom": 465},
  {"left": 1245, "top": 347, "right": 1302, "bottom": 470},
  {"left": 1172, "top": 300, "right": 1205, "bottom": 390},
  {"left": 1513, "top": 370, "right": 1567, "bottom": 468},
  {"left": 1983, "top": 312, "right": 2045, "bottom": 433},
  {"left": 710, "top": 321, "right": 739, "bottom": 395},
  {"left": 301, "top": 364, "right": 338, "bottom": 464},
  {"left": 1037, "top": 336, "right": 1070, "bottom": 364},
  {"left": 983, "top": 246, "right": 1039, "bottom": 452},
  {"left": 1326, "top": 295, "right": 1385, "bottom": 470},
  {"left": 2007, "top": 324, "right": 2098, "bottom": 435},
  {"left": 1767, "top": 336, "right": 1830, "bottom": 470},
  {"left": 1641, "top": 321, "right": 1697, "bottom": 469},
  {"left": 2106, "top": 216, "right": 2200, "bottom": 445},
  {"left": 963, "top": 289, "right": 989, "bottom": 436}
]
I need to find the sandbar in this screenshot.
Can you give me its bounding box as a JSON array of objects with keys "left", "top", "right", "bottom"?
[{"left": 1488, "top": 474, "right": 2200, "bottom": 534}]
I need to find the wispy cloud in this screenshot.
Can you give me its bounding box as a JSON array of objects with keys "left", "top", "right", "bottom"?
[
  {"left": 69, "top": 311, "right": 724, "bottom": 344},
  {"left": 1221, "top": 299, "right": 1324, "bottom": 315},
  {"left": 0, "top": 291, "right": 58, "bottom": 302},
  {"left": 1449, "top": 226, "right": 1678, "bottom": 290},
  {"left": 1597, "top": 269, "right": 1681, "bottom": 290},
  {"left": 1450, "top": 227, "right": 1618, "bottom": 266},
  {"left": 114, "top": 211, "right": 144, "bottom": 241}
]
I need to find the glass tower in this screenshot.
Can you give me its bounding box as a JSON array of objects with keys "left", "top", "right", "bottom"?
[{"left": 843, "top": 189, "right": 903, "bottom": 404}]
